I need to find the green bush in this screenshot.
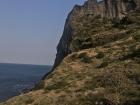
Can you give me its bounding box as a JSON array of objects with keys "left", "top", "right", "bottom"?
[
  {"left": 77, "top": 52, "right": 93, "bottom": 63},
  {"left": 33, "top": 80, "right": 45, "bottom": 90},
  {"left": 112, "top": 18, "right": 127, "bottom": 29},
  {"left": 78, "top": 52, "right": 87, "bottom": 59},
  {"left": 81, "top": 55, "right": 92, "bottom": 63},
  {"left": 96, "top": 52, "right": 104, "bottom": 59},
  {"left": 96, "top": 61, "right": 108, "bottom": 68},
  {"left": 134, "top": 30, "right": 140, "bottom": 41}
]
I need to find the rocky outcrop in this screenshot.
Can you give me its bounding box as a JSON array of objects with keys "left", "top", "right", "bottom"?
[
  {"left": 53, "top": 0, "right": 138, "bottom": 68},
  {"left": 104, "top": 0, "right": 137, "bottom": 18}
]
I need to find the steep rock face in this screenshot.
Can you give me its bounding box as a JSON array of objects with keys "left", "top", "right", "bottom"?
[
  {"left": 53, "top": 0, "right": 138, "bottom": 68},
  {"left": 104, "top": 0, "right": 137, "bottom": 18}
]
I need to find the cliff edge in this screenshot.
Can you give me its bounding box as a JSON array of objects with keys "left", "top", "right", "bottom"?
[
  {"left": 1, "top": 0, "right": 140, "bottom": 105},
  {"left": 53, "top": 0, "right": 138, "bottom": 68}
]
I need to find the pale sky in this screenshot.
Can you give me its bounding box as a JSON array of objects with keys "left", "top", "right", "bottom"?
[{"left": 0, "top": 0, "right": 85, "bottom": 65}]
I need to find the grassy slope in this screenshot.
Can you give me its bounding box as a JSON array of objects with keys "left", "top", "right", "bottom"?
[{"left": 1, "top": 10, "right": 140, "bottom": 105}]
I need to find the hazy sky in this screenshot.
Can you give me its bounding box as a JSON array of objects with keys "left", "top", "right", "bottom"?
[{"left": 0, "top": 0, "right": 85, "bottom": 65}]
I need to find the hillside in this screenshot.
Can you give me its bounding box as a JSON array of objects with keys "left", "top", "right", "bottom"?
[{"left": 1, "top": 0, "right": 140, "bottom": 105}]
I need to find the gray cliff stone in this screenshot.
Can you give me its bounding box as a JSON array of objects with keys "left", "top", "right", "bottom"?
[{"left": 53, "top": 0, "right": 138, "bottom": 69}]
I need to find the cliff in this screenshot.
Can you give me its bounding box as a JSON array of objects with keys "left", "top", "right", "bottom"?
[
  {"left": 1, "top": 0, "right": 140, "bottom": 105},
  {"left": 53, "top": 0, "right": 138, "bottom": 68}
]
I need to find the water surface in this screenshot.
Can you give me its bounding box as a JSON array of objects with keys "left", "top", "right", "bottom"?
[{"left": 0, "top": 63, "right": 52, "bottom": 102}]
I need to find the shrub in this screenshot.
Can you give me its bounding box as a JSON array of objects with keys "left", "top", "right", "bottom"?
[
  {"left": 33, "top": 80, "right": 45, "bottom": 90},
  {"left": 112, "top": 18, "right": 126, "bottom": 29},
  {"left": 78, "top": 52, "right": 87, "bottom": 58},
  {"left": 81, "top": 55, "right": 92, "bottom": 63},
  {"left": 120, "top": 17, "right": 132, "bottom": 25},
  {"left": 96, "top": 61, "right": 108, "bottom": 68},
  {"left": 134, "top": 30, "right": 140, "bottom": 41},
  {"left": 71, "top": 38, "right": 82, "bottom": 51},
  {"left": 96, "top": 52, "right": 104, "bottom": 59}
]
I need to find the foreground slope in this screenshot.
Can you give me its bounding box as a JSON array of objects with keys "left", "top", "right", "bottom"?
[{"left": 1, "top": 0, "right": 140, "bottom": 105}]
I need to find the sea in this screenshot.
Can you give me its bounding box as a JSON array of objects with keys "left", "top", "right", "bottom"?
[{"left": 0, "top": 63, "right": 52, "bottom": 102}]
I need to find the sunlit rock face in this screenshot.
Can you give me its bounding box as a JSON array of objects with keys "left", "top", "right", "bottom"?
[
  {"left": 86, "top": 0, "right": 137, "bottom": 18},
  {"left": 53, "top": 0, "right": 138, "bottom": 68},
  {"left": 104, "top": 0, "right": 137, "bottom": 18}
]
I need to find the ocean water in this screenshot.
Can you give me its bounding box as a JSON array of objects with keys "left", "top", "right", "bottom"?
[{"left": 0, "top": 63, "right": 52, "bottom": 102}]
